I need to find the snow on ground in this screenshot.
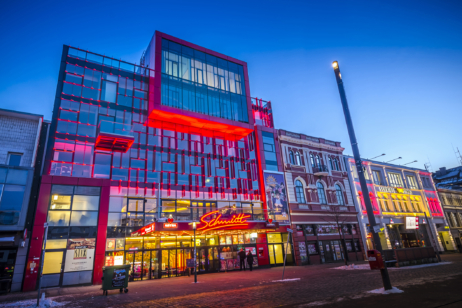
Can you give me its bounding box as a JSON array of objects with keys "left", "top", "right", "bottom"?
[
  {"left": 0, "top": 298, "right": 68, "bottom": 308},
  {"left": 388, "top": 262, "right": 452, "bottom": 269},
  {"left": 332, "top": 264, "right": 370, "bottom": 270},
  {"left": 272, "top": 278, "right": 301, "bottom": 282},
  {"left": 367, "top": 287, "right": 404, "bottom": 294}
]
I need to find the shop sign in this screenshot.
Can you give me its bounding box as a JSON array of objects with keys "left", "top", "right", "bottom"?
[
  {"left": 390, "top": 218, "right": 394, "bottom": 224},
  {"left": 405, "top": 217, "right": 419, "bottom": 230},
  {"left": 134, "top": 222, "right": 155, "bottom": 236},
  {"left": 64, "top": 238, "right": 96, "bottom": 272},
  {"left": 163, "top": 223, "right": 178, "bottom": 228},
  {"left": 377, "top": 186, "right": 412, "bottom": 195},
  {"left": 198, "top": 210, "right": 250, "bottom": 231}
]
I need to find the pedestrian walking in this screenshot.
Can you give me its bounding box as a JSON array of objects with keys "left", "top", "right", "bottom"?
[
  {"left": 247, "top": 250, "right": 254, "bottom": 271},
  {"left": 238, "top": 248, "right": 246, "bottom": 271}
]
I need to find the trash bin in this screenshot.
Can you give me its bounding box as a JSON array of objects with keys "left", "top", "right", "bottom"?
[{"left": 101, "top": 265, "right": 130, "bottom": 296}]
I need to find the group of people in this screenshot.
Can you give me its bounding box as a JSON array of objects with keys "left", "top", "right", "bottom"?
[{"left": 238, "top": 248, "right": 254, "bottom": 271}]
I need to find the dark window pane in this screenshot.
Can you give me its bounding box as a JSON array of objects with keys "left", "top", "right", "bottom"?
[
  {"left": 112, "top": 168, "right": 128, "bottom": 181},
  {"left": 8, "top": 154, "right": 22, "bottom": 167},
  {"left": 94, "top": 154, "right": 111, "bottom": 179},
  {"left": 0, "top": 212, "right": 20, "bottom": 225},
  {"left": 0, "top": 185, "right": 25, "bottom": 211},
  {"left": 47, "top": 227, "right": 69, "bottom": 239}
]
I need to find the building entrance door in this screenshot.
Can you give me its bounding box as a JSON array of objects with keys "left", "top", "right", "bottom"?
[
  {"left": 268, "top": 244, "right": 284, "bottom": 265},
  {"left": 321, "top": 241, "right": 335, "bottom": 262},
  {"left": 125, "top": 251, "right": 143, "bottom": 281}
]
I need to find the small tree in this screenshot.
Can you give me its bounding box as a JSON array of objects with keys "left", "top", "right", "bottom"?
[{"left": 321, "top": 204, "right": 349, "bottom": 266}]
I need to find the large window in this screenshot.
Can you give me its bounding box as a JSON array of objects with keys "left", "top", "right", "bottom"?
[
  {"left": 161, "top": 39, "right": 248, "bottom": 123},
  {"left": 47, "top": 185, "right": 100, "bottom": 227},
  {"left": 335, "top": 184, "right": 344, "bottom": 205},
  {"left": 388, "top": 172, "right": 403, "bottom": 188},
  {"left": 0, "top": 167, "right": 28, "bottom": 225},
  {"left": 317, "top": 182, "right": 327, "bottom": 204},
  {"left": 295, "top": 152, "right": 302, "bottom": 166},
  {"left": 289, "top": 151, "right": 295, "bottom": 165},
  {"left": 295, "top": 180, "right": 306, "bottom": 204}
]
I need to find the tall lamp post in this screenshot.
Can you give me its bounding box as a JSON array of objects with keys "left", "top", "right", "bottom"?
[
  {"left": 189, "top": 221, "right": 197, "bottom": 283},
  {"left": 332, "top": 61, "right": 392, "bottom": 290}
]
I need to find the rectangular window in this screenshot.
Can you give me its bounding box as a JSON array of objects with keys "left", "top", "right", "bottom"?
[
  {"left": 388, "top": 172, "right": 403, "bottom": 187},
  {"left": 407, "top": 175, "right": 418, "bottom": 189},
  {"left": 372, "top": 170, "right": 382, "bottom": 185}
]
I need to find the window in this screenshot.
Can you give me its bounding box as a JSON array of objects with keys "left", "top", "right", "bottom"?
[
  {"left": 388, "top": 172, "right": 403, "bottom": 187},
  {"left": 407, "top": 175, "right": 418, "bottom": 189},
  {"left": 295, "top": 180, "right": 306, "bottom": 203},
  {"left": 0, "top": 167, "right": 28, "bottom": 225},
  {"left": 310, "top": 154, "right": 315, "bottom": 168},
  {"left": 372, "top": 170, "right": 382, "bottom": 185},
  {"left": 262, "top": 132, "right": 277, "bottom": 170},
  {"left": 333, "top": 158, "right": 340, "bottom": 171},
  {"left": 47, "top": 185, "right": 100, "bottom": 227},
  {"left": 317, "top": 182, "right": 327, "bottom": 204},
  {"left": 7, "top": 153, "right": 22, "bottom": 166},
  {"left": 316, "top": 155, "right": 321, "bottom": 168},
  {"left": 295, "top": 152, "right": 301, "bottom": 165},
  {"left": 329, "top": 157, "right": 333, "bottom": 170},
  {"left": 335, "top": 184, "right": 344, "bottom": 205},
  {"left": 289, "top": 151, "right": 295, "bottom": 165}
]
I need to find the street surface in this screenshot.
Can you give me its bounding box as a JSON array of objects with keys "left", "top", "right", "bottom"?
[{"left": 1, "top": 254, "right": 461, "bottom": 307}]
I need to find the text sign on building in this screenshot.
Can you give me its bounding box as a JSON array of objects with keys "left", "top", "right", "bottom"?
[
  {"left": 406, "top": 217, "right": 419, "bottom": 229},
  {"left": 377, "top": 186, "right": 413, "bottom": 195},
  {"left": 197, "top": 210, "right": 250, "bottom": 231},
  {"left": 163, "top": 223, "right": 178, "bottom": 228}
]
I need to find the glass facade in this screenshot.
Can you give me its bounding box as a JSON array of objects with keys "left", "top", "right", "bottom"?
[
  {"left": 0, "top": 167, "right": 28, "bottom": 225},
  {"left": 262, "top": 131, "right": 278, "bottom": 171},
  {"left": 161, "top": 39, "right": 249, "bottom": 123}
]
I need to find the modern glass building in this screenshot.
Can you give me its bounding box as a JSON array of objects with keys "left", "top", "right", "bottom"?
[{"left": 23, "top": 31, "right": 291, "bottom": 291}]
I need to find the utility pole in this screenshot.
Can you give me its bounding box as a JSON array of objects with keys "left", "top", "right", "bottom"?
[{"left": 332, "top": 61, "right": 392, "bottom": 290}]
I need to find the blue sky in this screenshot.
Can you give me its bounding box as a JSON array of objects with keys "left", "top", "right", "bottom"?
[{"left": 1, "top": 0, "right": 461, "bottom": 171}]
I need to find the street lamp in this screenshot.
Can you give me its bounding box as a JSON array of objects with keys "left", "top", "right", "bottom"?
[
  {"left": 386, "top": 157, "right": 402, "bottom": 163},
  {"left": 369, "top": 153, "right": 386, "bottom": 160},
  {"left": 332, "top": 61, "right": 392, "bottom": 290},
  {"left": 403, "top": 160, "right": 417, "bottom": 166},
  {"left": 189, "top": 221, "right": 198, "bottom": 283}
]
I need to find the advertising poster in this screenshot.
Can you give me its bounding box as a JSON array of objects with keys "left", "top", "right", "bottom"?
[
  {"left": 298, "top": 242, "right": 307, "bottom": 262},
  {"left": 245, "top": 247, "right": 257, "bottom": 255},
  {"left": 64, "top": 238, "right": 96, "bottom": 272},
  {"left": 263, "top": 172, "right": 288, "bottom": 217},
  {"left": 112, "top": 268, "right": 126, "bottom": 288}
]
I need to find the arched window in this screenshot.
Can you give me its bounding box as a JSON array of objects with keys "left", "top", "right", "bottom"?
[
  {"left": 329, "top": 157, "right": 333, "bottom": 170},
  {"left": 295, "top": 180, "right": 306, "bottom": 203},
  {"left": 295, "top": 152, "right": 301, "bottom": 165},
  {"left": 335, "top": 184, "right": 344, "bottom": 205},
  {"left": 316, "top": 155, "right": 321, "bottom": 168},
  {"left": 310, "top": 154, "right": 315, "bottom": 167},
  {"left": 289, "top": 151, "right": 295, "bottom": 164},
  {"left": 317, "top": 182, "right": 327, "bottom": 204}
]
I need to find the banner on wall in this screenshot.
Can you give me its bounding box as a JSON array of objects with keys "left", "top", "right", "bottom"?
[
  {"left": 263, "top": 172, "right": 288, "bottom": 219},
  {"left": 64, "top": 238, "right": 96, "bottom": 272}
]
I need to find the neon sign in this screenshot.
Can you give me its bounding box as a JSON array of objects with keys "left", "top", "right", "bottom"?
[
  {"left": 133, "top": 222, "right": 155, "bottom": 236},
  {"left": 163, "top": 223, "right": 178, "bottom": 228},
  {"left": 197, "top": 211, "right": 251, "bottom": 231}
]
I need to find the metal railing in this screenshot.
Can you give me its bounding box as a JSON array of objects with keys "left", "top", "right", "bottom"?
[{"left": 312, "top": 165, "right": 329, "bottom": 173}]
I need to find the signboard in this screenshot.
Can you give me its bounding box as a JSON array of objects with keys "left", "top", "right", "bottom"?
[
  {"left": 112, "top": 268, "right": 126, "bottom": 288},
  {"left": 64, "top": 238, "right": 95, "bottom": 272},
  {"left": 186, "top": 259, "right": 195, "bottom": 268},
  {"left": 245, "top": 247, "right": 257, "bottom": 255},
  {"left": 390, "top": 218, "right": 394, "bottom": 224},
  {"left": 376, "top": 186, "right": 412, "bottom": 195},
  {"left": 132, "top": 222, "right": 155, "bottom": 236},
  {"left": 197, "top": 210, "right": 250, "bottom": 231},
  {"left": 263, "top": 172, "right": 288, "bottom": 217},
  {"left": 405, "top": 217, "right": 419, "bottom": 229},
  {"left": 163, "top": 223, "right": 178, "bottom": 228}
]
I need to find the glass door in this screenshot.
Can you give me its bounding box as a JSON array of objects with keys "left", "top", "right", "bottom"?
[
  {"left": 133, "top": 251, "right": 142, "bottom": 280},
  {"left": 322, "top": 242, "right": 335, "bottom": 262},
  {"left": 161, "top": 250, "right": 169, "bottom": 278},
  {"left": 151, "top": 250, "right": 160, "bottom": 279},
  {"left": 125, "top": 252, "right": 134, "bottom": 281},
  {"left": 268, "top": 244, "right": 284, "bottom": 265},
  {"left": 142, "top": 251, "right": 150, "bottom": 280},
  {"left": 168, "top": 249, "right": 177, "bottom": 277},
  {"left": 208, "top": 247, "right": 219, "bottom": 272}
]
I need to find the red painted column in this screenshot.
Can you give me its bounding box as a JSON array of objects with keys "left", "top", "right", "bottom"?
[
  {"left": 93, "top": 182, "right": 110, "bottom": 285},
  {"left": 23, "top": 178, "right": 52, "bottom": 292}
]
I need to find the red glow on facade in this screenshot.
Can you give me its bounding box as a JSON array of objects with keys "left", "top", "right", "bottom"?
[
  {"left": 197, "top": 210, "right": 251, "bottom": 231},
  {"left": 163, "top": 223, "right": 178, "bottom": 228}
]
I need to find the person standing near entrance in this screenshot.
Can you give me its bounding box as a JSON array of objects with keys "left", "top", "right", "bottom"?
[
  {"left": 246, "top": 251, "right": 254, "bottom": 271},
  {"left": 238, "top": 248, "right": 246, "bottom": 271}
]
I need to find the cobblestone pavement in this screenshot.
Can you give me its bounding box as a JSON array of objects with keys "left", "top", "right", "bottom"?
[{"left": 1, "top": 254, "right": 461, "bottom": 307}]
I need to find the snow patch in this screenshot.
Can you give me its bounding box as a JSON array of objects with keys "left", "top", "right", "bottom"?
[
  {"left": 0, "top": 299, "right": 69, "bottom": 308},
  {"left": 332, "top": 263, "right": 370, "bottom": 270},
  {"left": 389, "top": 262, "right": 452, "bottom": 270},
  {"left": 367, "top": 287, "right": 404, "bottom": 294},
  {"left": 272, "top": 278, "right": 301, "bottom": 282}
]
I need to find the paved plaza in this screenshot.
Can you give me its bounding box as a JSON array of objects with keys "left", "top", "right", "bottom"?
[{"left": 1, "top": 254, "right": 461, "bottom": 307}]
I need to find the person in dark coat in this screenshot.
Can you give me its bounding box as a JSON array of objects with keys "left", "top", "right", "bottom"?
[
  {"left": 246, "top": 251, "right": 254, "bottom": 271},
  {"left": 238, "top": 248, "right": 246, "bottom": 271}
]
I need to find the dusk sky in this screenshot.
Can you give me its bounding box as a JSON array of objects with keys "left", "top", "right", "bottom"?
[{"left": 1, "top": 0, "right": 461, "bottom": 171}]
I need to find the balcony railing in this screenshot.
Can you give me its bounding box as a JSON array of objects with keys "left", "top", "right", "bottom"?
[
  {"left": 95, "top": 120, "right": 135, "bottom": 152},
  {"left": 312, "top": 165, "right": 329, "bottom": 176}
]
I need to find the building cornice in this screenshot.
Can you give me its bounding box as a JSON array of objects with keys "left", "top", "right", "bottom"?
[{"left": 279, "top": 135, "right": 345, "bottom": 152}]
